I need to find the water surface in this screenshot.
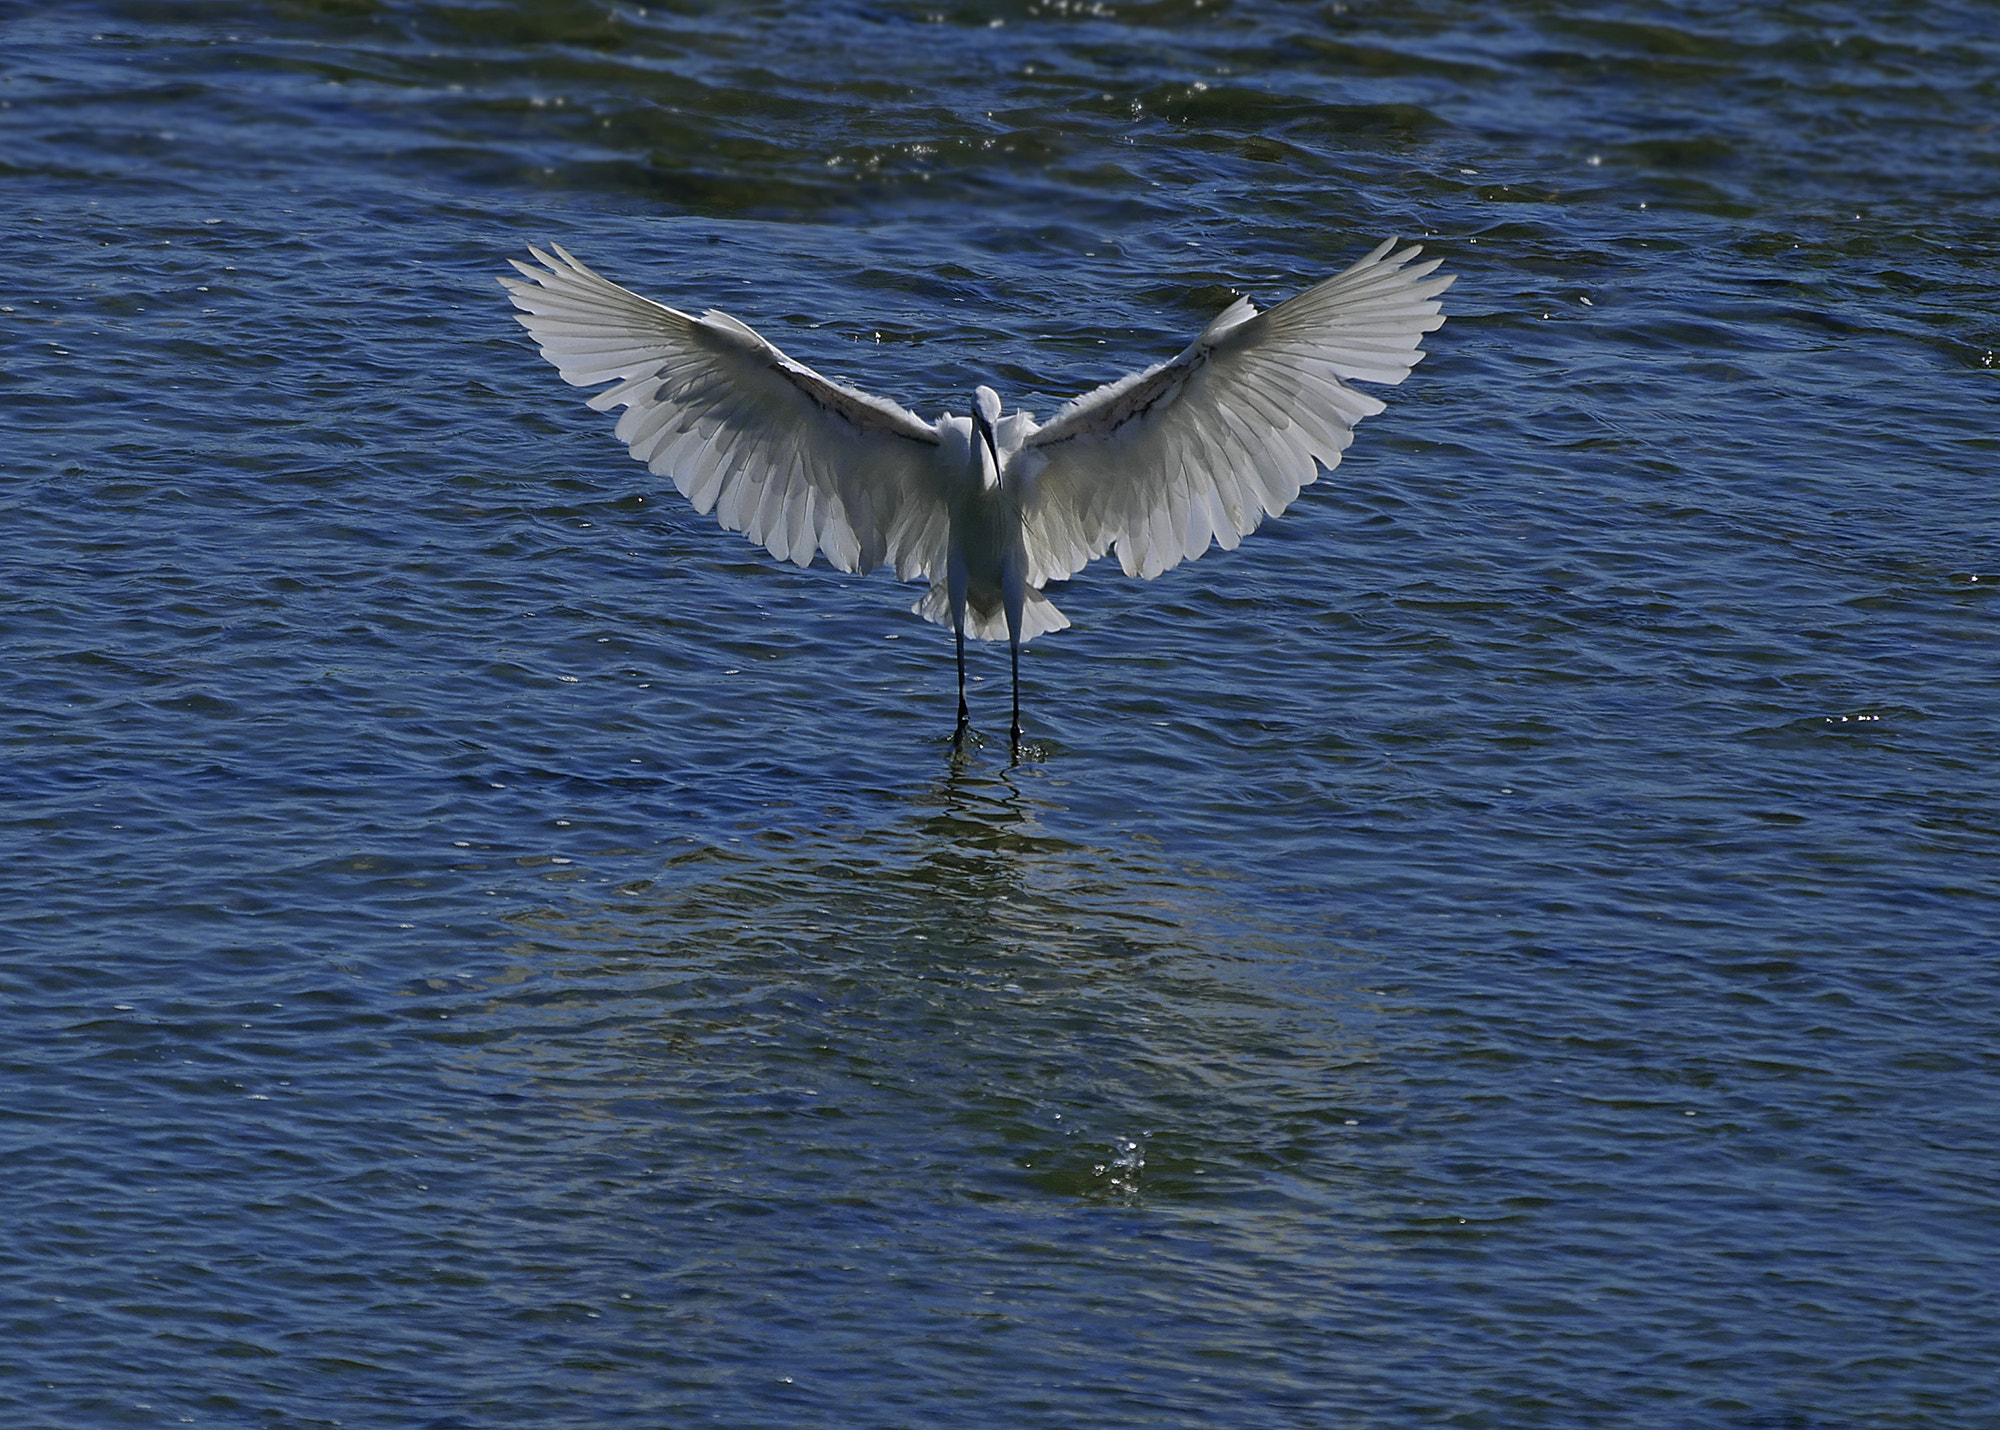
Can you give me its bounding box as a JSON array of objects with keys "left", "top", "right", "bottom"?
[{"left": 4, "top": 2, "right": 1998, "bottom": 1426}]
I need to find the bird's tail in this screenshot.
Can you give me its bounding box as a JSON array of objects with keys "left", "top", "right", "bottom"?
[{"left": 911, "top": 584, "right": 1070, "bottom": 643}]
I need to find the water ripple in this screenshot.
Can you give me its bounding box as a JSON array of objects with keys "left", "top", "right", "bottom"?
[{"left": 3, "top": 1, "right": 1997, "bottom": 1426}]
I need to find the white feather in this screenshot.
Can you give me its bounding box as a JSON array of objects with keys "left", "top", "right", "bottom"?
[
  {"left": 501, "top": 240, "right": 1452, "bottom": 735},
  {"left": 501, "top": 244, "right": 948, "bottom": 578},
  {"left": 1018, "top": 239, "right": 1451, "bottom": 585}
]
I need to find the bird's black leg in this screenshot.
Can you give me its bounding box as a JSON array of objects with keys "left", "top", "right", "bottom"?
[
  {"left": 954, "top": 621, "right": 970, "bottom": 740},
  {"left": 1009, "top": 633, "right": 1022, "bottom": 756}
]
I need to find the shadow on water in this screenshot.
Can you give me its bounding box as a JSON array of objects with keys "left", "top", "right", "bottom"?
[{"left": 444, "top": 743, "right": 1386, "bottom": 1211}]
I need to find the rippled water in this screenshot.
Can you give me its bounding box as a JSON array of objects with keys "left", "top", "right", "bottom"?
[{"left": 5, "top": 2, "right": 1998, "bottom": 1425}]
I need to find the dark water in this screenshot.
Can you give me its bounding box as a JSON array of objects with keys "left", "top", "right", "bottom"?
[{"left": 5, "top": 2, "right": 1998, "bottom": 1425}]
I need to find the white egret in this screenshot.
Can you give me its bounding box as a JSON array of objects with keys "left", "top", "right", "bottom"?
[{"left": 501, "top": 239, "right": 1452, "bottom": 748}]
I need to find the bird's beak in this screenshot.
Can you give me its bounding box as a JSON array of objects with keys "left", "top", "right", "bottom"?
[{"left": 973, "top": 411, "right": 1000, "bottom": 476}]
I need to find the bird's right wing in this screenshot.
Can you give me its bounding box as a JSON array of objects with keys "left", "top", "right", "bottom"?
[
  {"left": 1017, "top": 239, "right": 1452, "bottom": 584},
  {"left": 502, "top": 245, "right": 950, "bottom": 579}
]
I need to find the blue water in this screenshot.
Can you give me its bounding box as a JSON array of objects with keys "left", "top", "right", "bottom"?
[{"left": 4, "top": 2, "right": 1998, "bottom": 1426}]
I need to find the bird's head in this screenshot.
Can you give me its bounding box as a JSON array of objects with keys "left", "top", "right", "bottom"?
[{"left": 970, "top": 385, "right": 1003, "bottom": 487}]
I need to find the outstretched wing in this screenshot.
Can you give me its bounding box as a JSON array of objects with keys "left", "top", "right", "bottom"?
[
  {"left": 501, "top": 245, "right": 949, "bottom": 579},
  {"left": 1017, "top": 239, "right": 1453, "bottom": 584}
]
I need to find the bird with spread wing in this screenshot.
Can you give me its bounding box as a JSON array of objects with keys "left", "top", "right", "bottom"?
[{"left": 500, "top": 239, "right": 1453, "bottom": 750}]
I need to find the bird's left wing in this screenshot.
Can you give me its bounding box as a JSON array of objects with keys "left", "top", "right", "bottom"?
[
  {"left": 502, "top": 245, "right": 949, "bottom": 579},
  {"left": 1017, "top": 239, "right": 1452, "bottom": 585}
]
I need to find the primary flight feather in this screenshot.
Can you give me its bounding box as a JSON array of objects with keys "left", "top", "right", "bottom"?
[{"left": 500, "top": 239, "right": 1453, "bottom": 747}]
